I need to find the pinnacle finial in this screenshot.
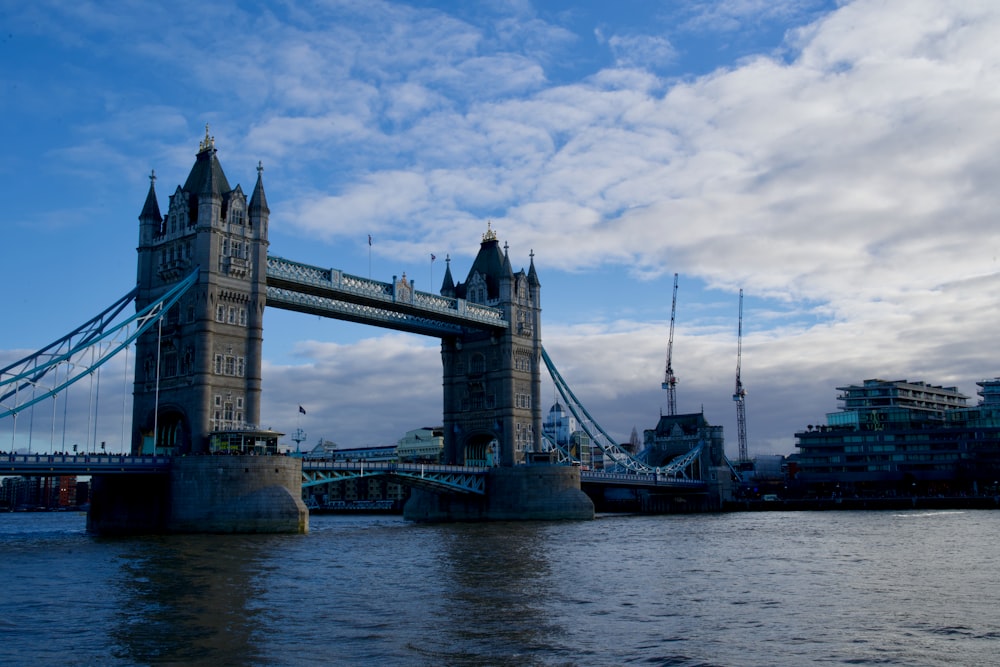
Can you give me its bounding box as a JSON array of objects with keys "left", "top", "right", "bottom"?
[
  {"left": 257, "top": 160, "right": 264, "bottom": 175},
  {"left": 199, "top": 124, "right": 215, "bottom": 152},
  {"left": 482, "top": 220, "right": 497, "bottom": 242},
  {"left": 149, "top": 169, "right": 156, "bottom": 184}
]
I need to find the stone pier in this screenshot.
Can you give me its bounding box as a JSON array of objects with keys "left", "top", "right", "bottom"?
[
  {"left": 403, "top": 464, "right": 594, "bottom": 522},
  {"left": 87, "top": 455, "right": 307, "bottom": 535}
]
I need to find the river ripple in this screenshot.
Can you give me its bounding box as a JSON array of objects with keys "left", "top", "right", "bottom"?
[{"left": 1, "top": 510, "right": 998, "bottom": 666}]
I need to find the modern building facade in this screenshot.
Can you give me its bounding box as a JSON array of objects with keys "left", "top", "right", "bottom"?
[{"left": 794, "top": 378, "right": 1000, "bottom": 496}]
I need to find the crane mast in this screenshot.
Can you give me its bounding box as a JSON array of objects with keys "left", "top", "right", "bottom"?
[
  {"left": 734, "top": 289, "right": 749, "bottom": 467},
  {"left": 662, "top": 273, "right": 679, "bottom": 415}
]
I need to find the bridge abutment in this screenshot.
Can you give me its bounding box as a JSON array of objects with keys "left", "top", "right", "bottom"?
[
  {"left": 403, "top": 464, "right": 594, "bottom": 522},
  {"left": 87, "top": 456, "right": 307, "bottom": 535}
]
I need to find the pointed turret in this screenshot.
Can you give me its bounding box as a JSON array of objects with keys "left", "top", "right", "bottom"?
[
  {"left": 249, "top": 161, "right": 269, "bottom": 217},
  {"left": 456, "top": 221, "right": 505, "bottom": 301},
  {"left": 528, "top": 249, "right": 540, "bottom": 288},
  {"left": 139, "top": 170, "right": 163, "bottom": 230},
  {"left": 440, "top": 254, "right": 455, "bottom": 297}
]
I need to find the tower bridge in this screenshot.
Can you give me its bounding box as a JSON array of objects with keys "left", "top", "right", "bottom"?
[{"left": 2, "top": 129, "right": 726, "bottom": 533}]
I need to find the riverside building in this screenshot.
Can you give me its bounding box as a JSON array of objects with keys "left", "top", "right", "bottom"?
[{"left": 794, "top": 378, "right": 1000, "bottom": 497}]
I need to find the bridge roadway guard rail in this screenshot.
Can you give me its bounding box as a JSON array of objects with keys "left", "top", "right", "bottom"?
[
  {"left": 266, "top": 256, "right": 508, "bottom": 335},
  {"left": 581, "top": 469, "right": 708, "bottom": 490},
  {"left": 3, "top": 453, "right": 172, "bottom": 475},
  {"left": 301, "top": 459, "right": 490, "bottom": 495}
]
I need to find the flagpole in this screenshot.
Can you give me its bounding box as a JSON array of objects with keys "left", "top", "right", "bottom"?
[
  {"left": 430, "top": 253, "right": 436, "bottom": 291},
  {"left": 368, "top": 234, "right": 372, "bottom": 278}
]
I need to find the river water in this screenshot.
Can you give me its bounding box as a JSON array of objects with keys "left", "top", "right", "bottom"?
[{"left": 1, "top": 510, "right": 998, "bottom": 666}]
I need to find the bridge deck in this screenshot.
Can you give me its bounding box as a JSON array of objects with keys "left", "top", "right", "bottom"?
[
  {"left": 266, "top": 256, "right": 508, "bottom": 337},
  {"left": 3, "top": 454, "right": 172, "bottom": 475}
]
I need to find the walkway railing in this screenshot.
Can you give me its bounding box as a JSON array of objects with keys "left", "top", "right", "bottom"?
[
  {"left": 2, "top": 453, "right": 172, "bottom": 474},
  {"left": 266, "top": 255, "right": 508, "bottom": 335},
  {"left": 302, "top": 459, "right": 488, "bottom": 495}
]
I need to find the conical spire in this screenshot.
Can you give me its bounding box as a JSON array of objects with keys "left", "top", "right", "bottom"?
[
  {"left": 440, "top": 254, "right": 455, "bottom": 297},
  {"left": 528, "top": 249, "right": 540, "bottom": 287},
  {"left": 249, "top": 161, "right": 269, "bottom": 215},
  {"left": 139, "top": 169, "right": 162, "bottom": 227},
  {"left": 183, "top": 125, "right": 231, "bottom": 197}
]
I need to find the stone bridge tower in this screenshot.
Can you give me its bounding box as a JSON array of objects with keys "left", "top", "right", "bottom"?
[
  {"left": 133, "top": 128, "right": 269, "bottom": 454},
  {"left": 439, "top": 224, "right": 543, "bottom": 466}
]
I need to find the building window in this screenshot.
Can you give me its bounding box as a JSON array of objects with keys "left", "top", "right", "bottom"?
[
  {"left": 163, "top": 352, "right": 177, "bottom": 377},
  {"left": 239, "top": 308, "right": 247, "bottom": 327},
  {"left": 228, "top": 307, "right": 236, "bottom": 324},
  {"left": 216, "top": 305, "right": 225, "bottom": 322},
  {"left": 214, "top": 355, "right": 223, "bottom": 374},
  {"left": 237, "top": 357, "right": 245, "bottom": 377},
  {"left": 225, "top": 355, "right": 235, "bottom": 376}
]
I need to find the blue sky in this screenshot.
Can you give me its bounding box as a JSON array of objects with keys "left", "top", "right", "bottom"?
[{"left": 3, "top": 0, "right": 1000, "bottom": 458}]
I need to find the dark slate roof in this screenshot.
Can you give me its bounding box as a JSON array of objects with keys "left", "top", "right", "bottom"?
[
  {"left": 249, "top": 162, "right": 269, "bottom": 215},
  {"left": 183, "top": 146, "right": 231, "bottom": 197},
  {"left": 528, "top": 252, "right": 540, "bottom": 287},
  {"left": 139, "top": 175, "right": 162, "bottom": 224},
  {"left": 653, "top": 412, "right": 712, "bottom": 436},
  {"left": 440, "top": 256, "right": 455, "bottom": 296},
  {"left": 456, "top": 238, "right": 507, "bottom": 300}
]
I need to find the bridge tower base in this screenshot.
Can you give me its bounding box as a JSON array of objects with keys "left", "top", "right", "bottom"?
[
  {"left": 87, "top": 456, "right": 308, "bottom": 535},
  {"left": 403, "top": 464, "right": 594, "bottom": 522}
]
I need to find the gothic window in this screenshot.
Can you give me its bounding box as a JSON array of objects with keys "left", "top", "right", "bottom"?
[
  {"left": 239, "top": 308, "right": 247, "bottom": 326},
  {"left": 237, "top": 397, "right": 244, "bottom": 410},
  {"left": 214, "top": 354, "right": 223, "bottom": 374},
  {"left": 237, "top": 357, "right": 245, "bottom": 377},
  {"left": 471, "top": 390, "right": 485, "bottom": 410},
  {"left": 216, "top": 305, "right": 225, "bottom": 322},
  {"left": 215, "top": 394, "right": 222, "bottom": 408},
  {"left": 223, "top": 401, "right": 234, "bottom": 422},
  {"left": 228, "top": 307, "right": 236, "bottom": 324},
  {"left": 469, "top": 354, "right": 485, "bottom": 376},
  {"left": 163, "top": 352, "right": 177, "bottom": 377},
  {"left": 225, "top": 355, "right": 235, "bottom": 375}
]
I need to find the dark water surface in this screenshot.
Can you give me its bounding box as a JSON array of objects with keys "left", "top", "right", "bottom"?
[{"left": 1, "top": 510, "right": 998, "bottom": 666}]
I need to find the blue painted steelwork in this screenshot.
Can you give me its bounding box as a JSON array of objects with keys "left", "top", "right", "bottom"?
[
  {"left": 581, "top": 469, "right": 707, "bottom": 490},
  {"left": 2, "top": 453, "right": 172, "bottom": 475},
  {"left": 265, "top": 255, "right": 507, "bottom": 336},
  {"left": 302, "top": 459, "right": 487, "bottom": 495},
  {"left": 542, "top": 346, "right": 708, "bottom": 481},
  {"left": 0, "top": 269, "right": 200, "bottom": 420}
]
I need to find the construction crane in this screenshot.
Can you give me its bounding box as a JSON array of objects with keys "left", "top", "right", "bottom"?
[
  {"left": 662, "top": 273, "right": 679, "bottom": 415},
  {"left": 733, "top": 289, "right": 750, "bottom": 468}
]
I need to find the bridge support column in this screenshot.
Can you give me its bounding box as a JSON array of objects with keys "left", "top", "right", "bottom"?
[
  {"left": 403, "top": 464, "right": 593, "bottom": 522},
  {"left": 88, "top": 474, "right": 170, "bottom": 535},
  {"left": 168, "top": 456, "right": 307, "bottom": 533},
  {"left": 87, "top": 456, "right": 307, "bottom": 535}
]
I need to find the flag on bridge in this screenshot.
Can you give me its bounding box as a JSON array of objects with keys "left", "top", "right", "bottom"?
[
  {"left": 299, "top": 405, "right": 306, "bottom": 415},
  {"left": 431, "top": 253, "right": 436, "bottom": 261},
  {"left": 368, "top": 234, "right": 372, "bottom": 246}
]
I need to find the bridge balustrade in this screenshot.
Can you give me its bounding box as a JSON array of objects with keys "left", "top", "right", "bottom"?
[{"left": 266, "top": 255, "right": 507, "bottom": 329}]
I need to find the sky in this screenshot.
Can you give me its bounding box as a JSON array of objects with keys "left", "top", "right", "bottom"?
[{"left": 3, "top": 0, "right": 1000, "bottom": 460}]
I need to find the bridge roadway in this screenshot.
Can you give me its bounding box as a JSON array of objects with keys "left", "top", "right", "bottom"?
[
  {"left": 3, "top": 453, "right": 172, "bottom": 475},
  {"left": 265, "top": 255, "right": 508, "bottom": 337},
  {"left": 2, "top": 454, "right": 707, "bottom": 494}
]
